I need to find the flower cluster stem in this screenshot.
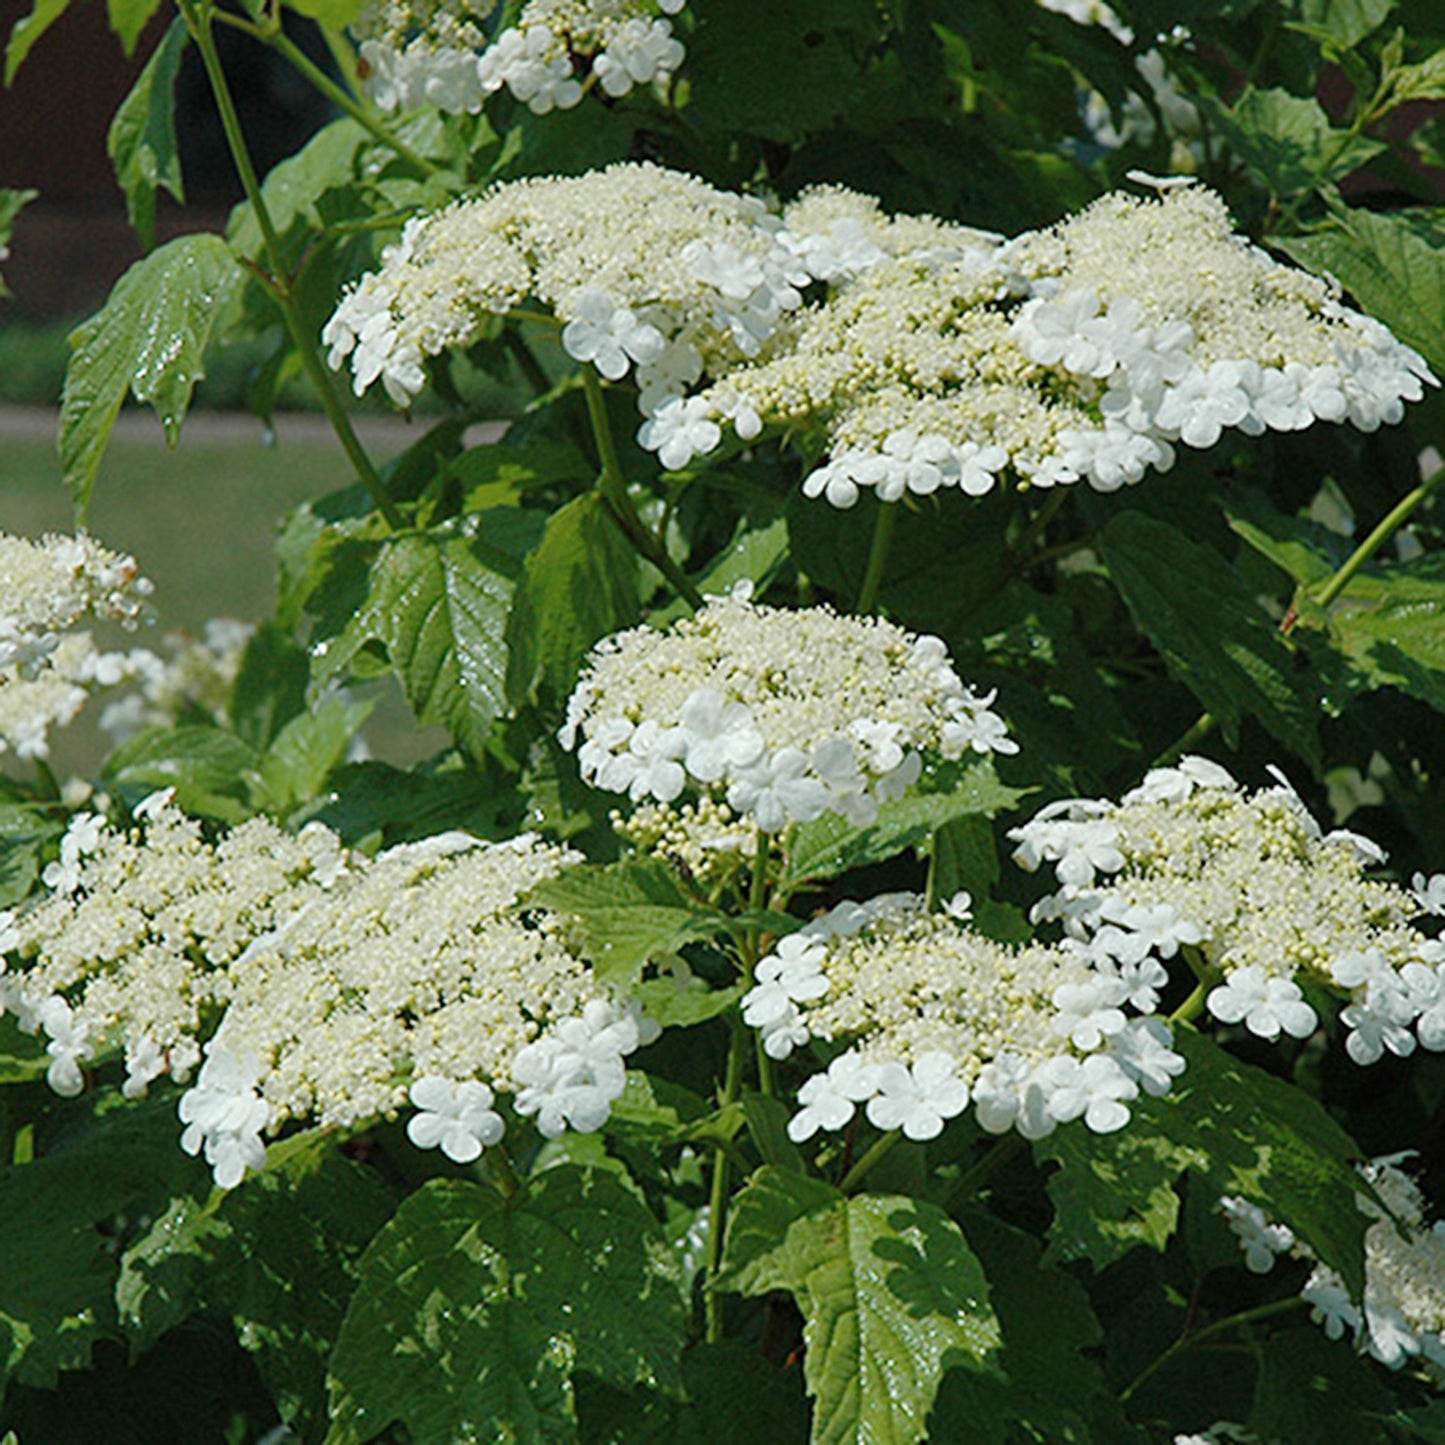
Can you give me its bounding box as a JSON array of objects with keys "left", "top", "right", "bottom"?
[
  {"left": 1119, "top": 1295, "right": 1306, "bottom": 1403},
  {"left": 582, "top": 369, "right": 704, "bottom": 609},
  {"left": 704, "top": 1026, "right": 748, "bottom": 1342},
  {"left": 839, "top": 1129, "right": 901, "bottom": 1194},
  {"left": 856, "top": 500, "right": 898, "bottom": 614},
  {"left": 178, "top": 0, "right": 403, "bottom": 530}
]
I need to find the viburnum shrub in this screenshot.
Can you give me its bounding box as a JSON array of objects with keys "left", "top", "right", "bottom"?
[{"left": 3, "top": 0, "right": 1445, "bottom": 1439}]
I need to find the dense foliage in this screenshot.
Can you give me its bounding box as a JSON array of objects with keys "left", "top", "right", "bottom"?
[{"left": 3, "top": 0, "right": 1445, "bottom": 1440}]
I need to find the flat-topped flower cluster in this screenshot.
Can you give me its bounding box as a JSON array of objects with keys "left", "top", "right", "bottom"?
[
  {"left": 706, "top": 182, "right": 1433, "bottom": 504},
  {"left": 0, "top": 530, "right": 155, "bottom": 761},
  {"left": 740, "top": 892, "right": 1185, "bottom": 1145},
  {"left": 560, "top": 590, "right": 1015, "bottom": 831},
  {"left": 355, "top": 0, "right": 685, "bottom": 117},
  {"left": 1222, "top": 1156, "right": 1445, "bottom": 1374},
  {"left": 328, "top": 168, "right": 1433, "bottom": 500},
  {"left": 0, "top": 798, "right": 655, "bottom": 1187},
  {"left": 323, "top": 162, "right": 991, "bottom": 414},
  {"left": 1011, "top": 756, "right": 1445, "bottom": 1062}
]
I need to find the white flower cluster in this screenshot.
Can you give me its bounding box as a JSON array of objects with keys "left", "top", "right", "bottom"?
[
  {"left": 1, "top": 800, "right": 654, "bottom": 1187},
  {"left": 0, "top": 530, "right": 151, "bottom": 674},
  {"left": 323, "top": 163, "right": 990, "bottom": 428},
  {"left": 1221, "top": 1157, "right": 1445, "bottom": 1375},
  {"left": 692, "top": 182, "right": 1433, "bottom": 506},
  {"left": 740, "top": 893, "right": 1185, "bottom": 1145},
  {"left": 0, "top": 531, "right": 156, "bottom": 762},
  {"left": 612, "top": 796, "right": 757, "bottom": 886},
  {"left": 355, "top": 0, "right": 685, "bottom": 117},
  {"left": 1011, "top": 756, "right": 1445, "bottom": 1062},
  {"left": 97, "top": 617, "right": 254, "bottom": 744},
  {"left": 561, "top": 590, "right": 1015, "bottom": 832}
]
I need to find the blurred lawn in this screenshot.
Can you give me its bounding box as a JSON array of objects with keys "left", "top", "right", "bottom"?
[{"left": 1, "top": 418, "right": 449, "bottom": 773}]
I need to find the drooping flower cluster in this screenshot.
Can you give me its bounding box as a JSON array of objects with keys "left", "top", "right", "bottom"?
[
  {"left": 0, "top": 531, "right": 156, "bottom": 761},
  {"left": 700, "top": 181, "right": 1434, "bottom": 504},
  {"left": 1011, "top": 756, "right": 1445, "bottom": 1061},
  {"left": 739, "top": 893, "right": 1184, "bottom": 1145},
  {"left": 323, "top": 163, "right": 990, "bottom": 419},
  {"left": 561, "top": 590, "right": 1015, "bottom": 832},
  {"left": 355, "top": 0, "right": 685, "bottom": 117},
  {"left": 0, "top": 798, "right": 655, "bottom": 1187},
  {"left": 1221, "top": 1157, "right": 1445, "bottom": 1376}
]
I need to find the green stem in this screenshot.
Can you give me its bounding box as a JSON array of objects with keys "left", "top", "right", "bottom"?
[
  {"left": 704, "top": 1027, "right": 748, "bottom": 1342},
  {"left": 1009, "top": 489, "right": 1068, "bottom": 564},
  {"left": 581, "top": 368, "right": 704, "bottom": 609},
  {"left": 839, "top": 1129, "right": 901, "bottom": 1194},
  {"left": 269, "top": 29, "right": 441, "bottom": 177},
  {"left": 1152, "top": 712, "right": 1218, "bottom": 768},
  {"left": 504, "top": 328, "right": 555, "bottom": 399},
  {"left": 1119, "top": 1295, "right": 1306, "bottom": 1404},
  {"left": 485, "top": 1143, "right": 525, "bottom": 1200},
  {"left": 1310, "top": 460, "right": 1445, "bottom": 612},
  {"left": 855, "top": 500, "right": 898, "bottom": 614},
  {"left": 1154, "top": 461, "right": 1444, "bottom": 767},
  {"left": 179, "top": 0, "right": 403, "bottom": 530}
]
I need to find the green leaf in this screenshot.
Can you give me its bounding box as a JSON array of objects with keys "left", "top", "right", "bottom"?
[
  {"left": 527, "top": 858, "right": 728, "bottom": 990},
  {"left": 102, "top": 724, "right": 261, "bottom": 823},
  {"left": 106, "top": 16, "right": 187, "bottom": 251},
  {"left": 1037, "top": 1030, "right": 1370, "bottom": 1296},
  {"left": 0, "top": 187, "right": 36, "bottom": 297},
  {"left": 506, "top": 492, "right": 640, "bottom": 706},
  {"left": 327, "top": 1169, "right": 686, "bottom": 1445},
  {"left": 226, "top": 117, "right": 369, "bottom": 264},
  {"left": 1285, "top": 0, "right": 1394, "bottom": 49},
  {"left": 60, "top": 233, "right": 244, "bottom": 518},
  {"left": 0, "top": 1096, "right": 208, "bottom": 1390},
  {"left": 1325, "top": 559, "right": 1445, "bottom": 715},
  {"left": 105, "top": 0, "right": 163, "bottom": 54},
  {"left": 282, "top": 0, "right": 366, "bottom": 27},
  {"left": 454, "top": 436, "right": 593, "bottom": 513},
  {"left": 1278, "top": 209, "right": 1445, "bottom": 375},
  {"left": 718, "top": 1168, "right": 1001, "bottom": 1445},
  {"left": 5, "top": 0, "right": 73, "bottom": 83},
  {"left": 0, "top": 802, "right": 62, "bottom": 908},
  {"left": 257, "top": 695, "right": 374, "bottom": 817},
  {"left": 782, "top": 759, "right": 1028, "bottom": 888},
  {"left": 1387, "top": 48, "right": 1445, "bottom": 106},
  {"left": 741, "top": 1092, "right": 807, "bottom": 1174},
  {"left": 319, "top": 517, "right": 540, "bottom": 758},
  {"left": 931, "top": 1208, "right": 1131, "bottom": 1445},
  {"left": 118, "top": 1149, "right": 395, "bottom": 1435},
  {"left": 1248, "top": 1326, "right": 1396, "bottom": 1441},
  {"left": 229, "top": 621, "right": 311, "bottom": 752},
  {"left": 1208, "top": 87, "right": 1385, "bottom": 195},
  {"left": 651, "top": 519, "right": 791, "bottom": 629},
  {"left": 1098, "top": 510, "right": 1325, "bottom": 764}
]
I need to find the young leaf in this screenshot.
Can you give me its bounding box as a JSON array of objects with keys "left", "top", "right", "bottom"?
[
  {"left": 718, "top": 1168, "right": 1001, "bottom": 1445},
  {"left": 327, "top": 1169, "right": 686, "bottom": 1445},
  {"left": 60, "top": 233, "right": 244, "bottom": 517},
  {"left": 505, "top": 491, "right": 640, "bottom": 706},
  {"left": 527, "top": 858, "right": 729, "bottom": 990},
  {"left": 1098, "top": 511, "right": 1325, "bottom": 764},
  {"left": 1285, "top": 0, "right": 1394, "bottom": 50},
  {"left": 317, "top": 517, "right": 541, "bottom": 759},
  {"left": 102, "top": 724, "right": 262, "bottom": 823},
  {"left": 1386, "top": 48, "right": 1445, "bottom": 106},
  {"left": 257, "top": 695, "right": 374, "bottom": 818},
  {"left": 782, "top": 759, "right": 1028, "bottom": 887},
  {"left": 105, "top": 0, "right": 164, "bottom": 55},
  {"left": 1279, "top": 209, "right": 1445, "bottom": 376},
  {"left": 4, "top": 0, "right": 74, "bottom": 83},
  {"left": 1208, "top": 87, "right": 1385, "bottom": 196},
  {"left": 107, "top": 16, "right": 188, "bottom": 251}
]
